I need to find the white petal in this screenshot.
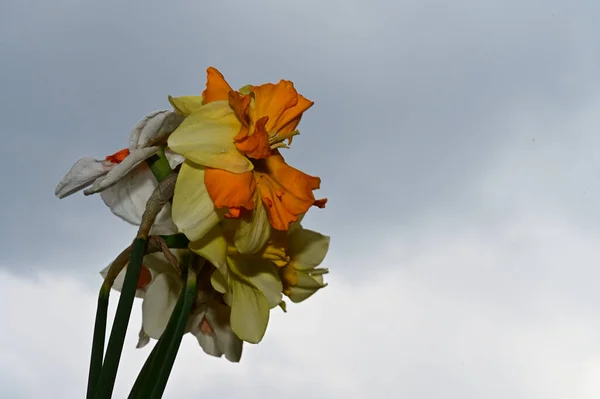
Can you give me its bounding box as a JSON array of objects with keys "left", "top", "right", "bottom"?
[
  {"left": 228, "top": 256, "right": 282, "bottom": 308},
  {"left": 167, "top": 100, "right": 253, "bottom": 173},
  {"left": 164, "top": 148, "right": 185, "bottom": 169},
  {"left": 142, "top": 274, "right": 182, "bottom": 339},
  {"left": 55, "top": 157, "right": 113, "bottom": 198},
  {"left": 84, "top": 147, "right": 159, "bottom": 195},
  {"left": 188, "top": 304, "right": 243, "bottom": 362},
  {"left": 234, "top": 192, "right": 271, "bottom": 254},
  {"left": 188, "top": 308, "right": 223, "bottom": 358},
  {"left": 136, "top": 326, "right": 150, "bottom": 348},
  {"left": 172, "top": 162, "right": 221, "bottom": 241},
  {"left": 99, "top": 263, "right": 150, "bottom": 298},
  {"left": 100, "top": 163, "right": 179, "bottom": 235},
  {"left": 143, "top": 251, "right": 183, "bottom": 276},
  {"left": 205, "top": 305, "right": 243, "bottom": 362},
  {"left": 288, "top": 228, "right": 330, "bottom": 271},
  {"left": 129, "top": 110, "right": 185, "bottom": 150}
]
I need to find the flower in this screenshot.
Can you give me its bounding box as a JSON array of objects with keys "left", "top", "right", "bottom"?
[
  {"left": 190, "top": 219, "right": 329, "bottom": 343},
  {"left": 278, "top": 224, "right": 330, "bottom": 303},
  {"left": 101, "top": 250, "right": 243, "bottom": 362},
  {"left": 167, "top": 67, "right": 327, "bottom": 253},
  {"left": 56, "top": 110, "right": 185, "bottom": 234}
]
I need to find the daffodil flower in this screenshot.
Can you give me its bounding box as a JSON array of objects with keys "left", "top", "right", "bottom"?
[
  {"left": 167, "top": 67, "right": 327, "bottom": 254},
  {"left": 56, "top": 110, "right": 184, "bottom": 234},
  {"left": 278, "top": 225, "right": 330, "bottom": 303},
  {"left": 101, "top": 250, "right": 243, "bottom": 361},
  {"left": 188, "top": 220, "right": 328, "bottom": 344}
]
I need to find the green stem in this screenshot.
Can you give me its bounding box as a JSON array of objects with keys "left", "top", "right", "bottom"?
[
  {"left": 146, "top": 147, "right": 172, "bottom": 183},
  {"left": 94, "top": 238, "right": 148, "bottom": 399},
  {"left": 137, "top": 265, "right": 198, "bottom": 398},
  {"left": 159, "top": 233, "right": 190, "bottom": 249},
  {"left": 151, "top": 267, "right": 197, "bottom": 397},
  {"left": 86, "top": 283, "right": 110, "bottom": 399},
  {"left": 127, "top": 340, "right": 160, "bottom": 399}
]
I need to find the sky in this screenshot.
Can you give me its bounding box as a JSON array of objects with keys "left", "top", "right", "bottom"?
[{"left": 2, "top": 0, "right": 600, "bottom": 397}]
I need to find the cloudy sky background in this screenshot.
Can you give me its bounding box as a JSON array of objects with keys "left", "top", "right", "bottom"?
[{"left": 2, "top": 0, "right": 600, "bottom": 397}]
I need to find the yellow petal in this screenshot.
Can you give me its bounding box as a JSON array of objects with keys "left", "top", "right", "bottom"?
[
  {"left": 189, "top": 225, "right": 228, "bottom": 275},
  {"left": 234, "top": 190, "right": 271, "bottom": 254},
  {"left": 229, "top": 274, "right": 270, "bottom": 344},
  {"left": 168, "top": 95, "right": 204, "bottom": 117},
  {"left": 288, "top": 228, "right": 330, "bottom": 270},
  {"left": 167, "top": 101, "right": 253, "bottom": 173},
  {"left": 228, "top": 256, "right": 282, "bottom": 308},
  {"left": 286, "top": 272, "right": 327, "bottom": 303},
  {"left": 211, "top": 269, "right": 228, "bottom": 294},
  {"left": 172, "top": 162, "right": 222, "bottom": 241}
]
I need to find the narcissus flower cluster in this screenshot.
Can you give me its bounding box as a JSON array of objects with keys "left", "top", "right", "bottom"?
[{"left": 56, "top": 67, "right": 329, "bottom": 362}]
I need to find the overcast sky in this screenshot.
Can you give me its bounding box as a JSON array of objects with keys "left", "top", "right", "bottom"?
[{"left": 2, "top": 0, "right": 600, "bottom": 398}]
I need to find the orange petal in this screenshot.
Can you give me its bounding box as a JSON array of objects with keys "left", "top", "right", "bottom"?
[
  {"left": 255, "top": 153, "right": 325, "bottom": 230},
  {"left": 229, "top": 90, "right": 251, "bottom": 128},
  {"left": 277, "top": 94, "right": 314, "bottom": 139},
  {"left": 105, "top": 148, "right": 130, "bottom": 164},
  {"left": 234, "top": 116, "right": 272, "bottom": 159},
  {"left": 202, "top": 67, "right": 233, "bottom": 104},
  {"left": 251, "top": 80, "right": 301, "bottom": 133},
  {"left": 265, "top": 152, "right": 322, "bottom": 201},
  {"left": 225, "top": 207, "right": 243, "bottom": 219},
  {"left": 229, "top": 91, "right": 272, "bottom": 159},
  {"left": 137, "top": 264, "right": 152, "bottom": 291},
  {"left": 199, "top": 316, "right": 214, "bottom": 335},
  {"left": 204, "top": 168, "right": 256, "bottom": 211}
]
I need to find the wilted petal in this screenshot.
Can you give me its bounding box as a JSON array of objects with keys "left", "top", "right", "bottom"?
[
  {"left": 172, "top": 162, "right": 221, "bottom": 241},
  {"left": 84, "top": 147, "right": 159, "bottom": 195},
  {"left": 129, "top": 110, "right": 185, "bottom": 150},
  {"left": 100, "top": 164, "right": 178, "bottom": 235},
  {"left": 55, "top": 157, "right": 113, "bottom": 198}
]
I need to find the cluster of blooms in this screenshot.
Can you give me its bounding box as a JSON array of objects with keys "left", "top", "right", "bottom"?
[{"left": 55, "top": 67, "right": 329, "bottom": 362}]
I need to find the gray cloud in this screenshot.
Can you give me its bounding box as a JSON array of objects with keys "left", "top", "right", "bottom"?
[{"left": 2, "top": 0, "right": 600, "bottom": 397}]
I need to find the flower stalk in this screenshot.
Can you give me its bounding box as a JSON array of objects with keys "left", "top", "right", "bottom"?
[
  {"left": 136, "top": 258, "right": 199, "bottom": 398},
  {"left": 86, "top": 283, "right": 110, "bottom": 399},
  {"left": 94, "top": 173, "right": 177, "bottom": 399}
]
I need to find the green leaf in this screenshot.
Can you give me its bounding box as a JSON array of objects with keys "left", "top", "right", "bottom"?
[
  {"left": 95, "top": 237, "right": 148, "bottom": 399},
  {"left": 136, "top": 259, "right": 199, "bottom": 398},
  {"left": 86, "top": 283, "right": 110, "bottom": 399}
]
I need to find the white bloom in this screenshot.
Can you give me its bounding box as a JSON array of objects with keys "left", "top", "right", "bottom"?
[
  {"left": 100, "top": 250, "right": 243, "bottom": 362},
  {"left": 55, "top": 110, "right": 184, "bottom": 234}
]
